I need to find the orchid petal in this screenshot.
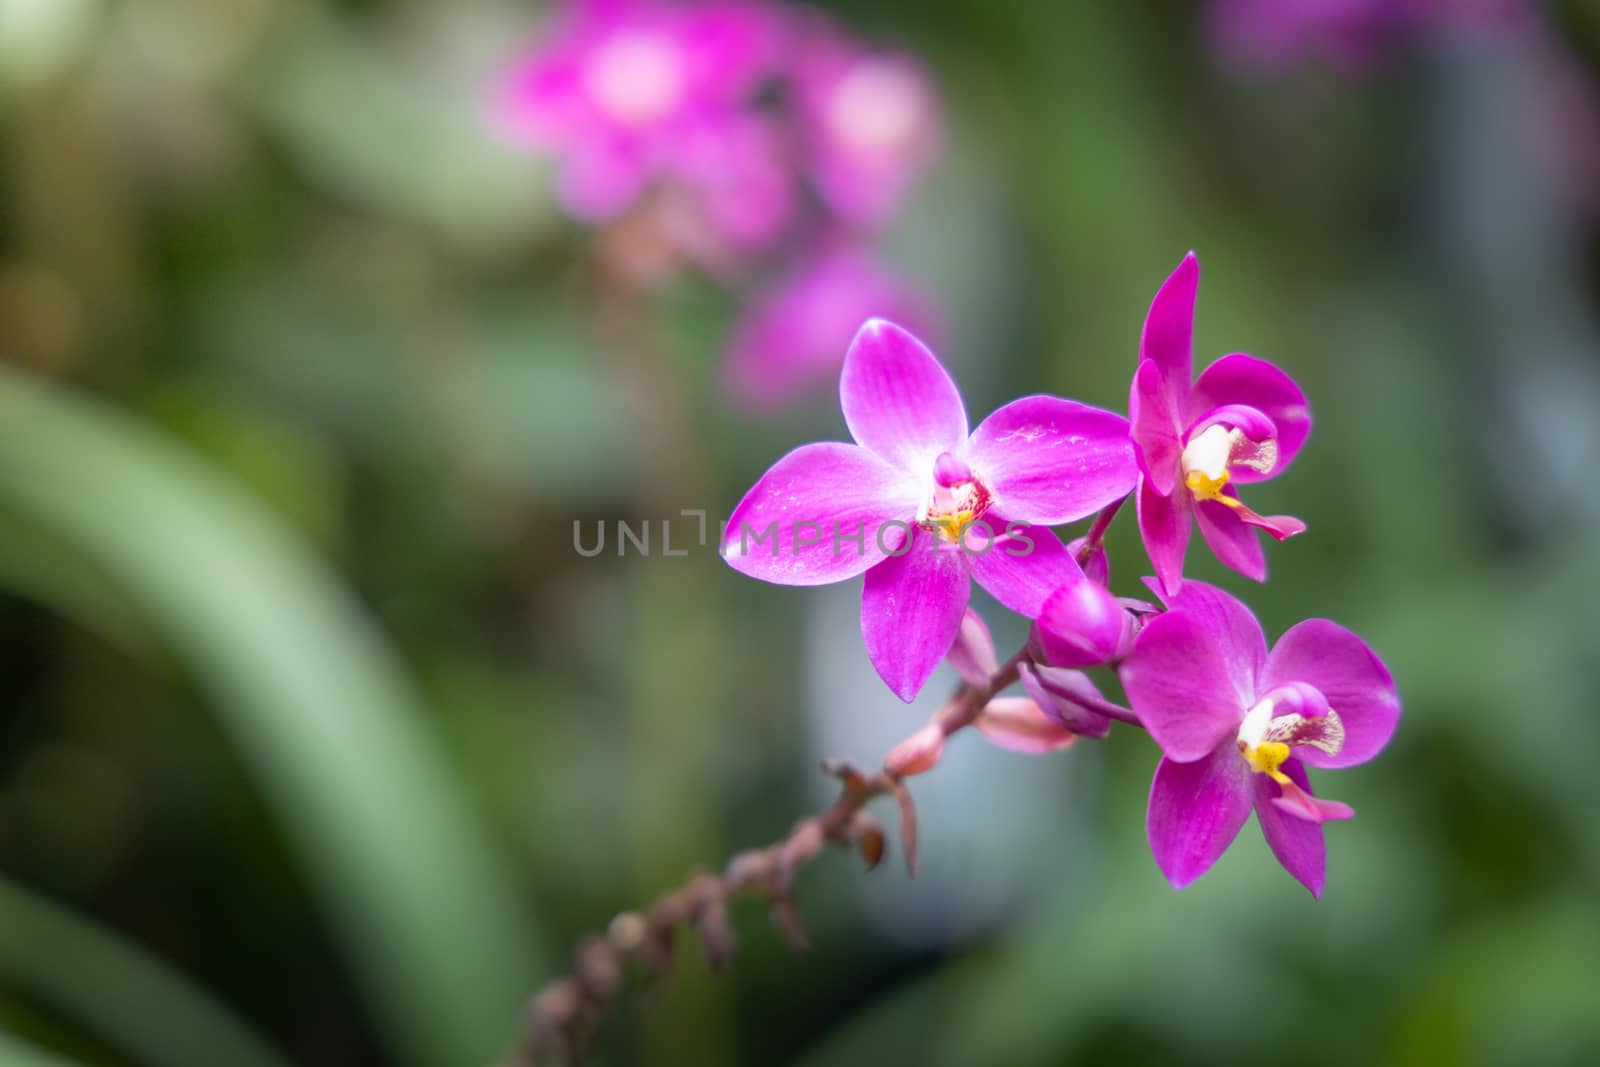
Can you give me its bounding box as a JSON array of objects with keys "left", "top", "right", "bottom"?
[
  {"left": 840, "top": 319, "right": 968, "bottom": 473},
  {"left": 723, "top": 442, "right": 920, "bottom": 586},
  {"left": 1262, "top": 619, "right": 1400, "bottom": 769},
  {"left": 1136, "top": 476, "right": 1191, "bottom": 597},
  {"left": 1147, "top": 746, "right": 1254, "bottom": 890},
  {"left": 1253, "top": 758, "right": 1328, "bottom": 897},
  {"left": 1189, "top": 353, "right": 1312, "bottom": 482},
  {"left": 1194, "top": 495, "right": 1267, "bottom": 582},
  {"left": 1271, "top": 778, "right": 1356, "bottom": 825},
  {"left": 1139, "top": 252, "right": 1199, "bottom": 407},
  {"left": 964, "top": 523, "right": 1083, "bottom": 618},
  {"left": 963, "top": 396, "right": 1137, "bottom": 525},
  {"left": 861, "top": 530, "right": 969, "bottom": 701},
  {"left": 1130, "top": 360, "right": 1183, "bottom": 495},
  {"left": 974, "top": 696, "right": 1078, "bottom": 754},
  {"left": 1120, "top": 609, "right": 1246, "bottom": 761},
  {"left": 1146, "top": 578, "right": 1268, "bottom": 702},
  {"left": 490, "top": 51, "right": 584, "bottom": 148}
]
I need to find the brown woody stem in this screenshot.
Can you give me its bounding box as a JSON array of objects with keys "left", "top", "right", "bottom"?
[{"left": 503, "top": 656, "right": 1022, "bottom": 1065}]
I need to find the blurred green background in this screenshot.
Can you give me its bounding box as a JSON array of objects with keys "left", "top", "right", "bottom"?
[{"left": 3, "top": 1, "right": 1599, "bottom": 1065}]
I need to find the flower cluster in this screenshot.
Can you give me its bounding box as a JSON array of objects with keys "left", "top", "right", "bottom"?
[
  {"left": 721, "top": 252, "right": 1401, "bottom": 896},
  {"left": 492, "top": 0, "right": 941, "bottom": 410}
]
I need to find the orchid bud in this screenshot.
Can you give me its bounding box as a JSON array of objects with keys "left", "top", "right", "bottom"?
[
  {"left": 945, "top": 607, "right": 998, "bottom": 686},
  {"left": 1034, "top": 575, "right": 1131, "bottom": 668},
  {"left": 1017, "top": 661, "right": 1116, "bottom": 739},
  {"left": 1066, "top": 534, "right": 1110, "bottom": 587},
  {"left": 885, "top": 723, "right": 944, "bottom": 776},
  {"left": 973, "top": 697, "right": 1076, "bottom": 754}
]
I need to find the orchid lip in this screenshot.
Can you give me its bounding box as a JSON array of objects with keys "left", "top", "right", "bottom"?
[
  {"left": 916, "top": 460, "right": 992, "bottom": 541},
  {"left": 1235, "top": 686, "right": 1351, "bottom": 822}
]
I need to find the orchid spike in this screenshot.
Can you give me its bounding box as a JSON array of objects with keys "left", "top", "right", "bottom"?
[
  {"left": 1130, "top": 253, "right": 1312, "bottom": 595},
  {"left": 723, "top": 320, "right": 1138, "bottom": 701},
  {"left": 1118, "top": 580, "right": 1400, "bottom": 896}
]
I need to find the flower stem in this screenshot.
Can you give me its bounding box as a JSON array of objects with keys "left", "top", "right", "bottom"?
[
  {"left": 502, "top": 653, "right": 1024, "bottom": 1066},
  {"left": 1075, "top": 493, "right": 1129, "bottom": 564}
]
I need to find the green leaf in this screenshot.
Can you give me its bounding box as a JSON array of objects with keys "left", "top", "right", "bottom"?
[
  {"left": 0, "top": 878, "right": 294, "bottom": 1067},
  {"left": 0, "top": 1029, "right": 91, "bottom": 1067},
  {"left": 0, "top": 367, "right": 542, "bottom": 1067}
]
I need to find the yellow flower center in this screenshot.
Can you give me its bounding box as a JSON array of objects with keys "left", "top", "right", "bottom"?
[
  {"left": 1235, "top": 693, "right": 1345, "bottom": 787},
  {"left": 926, "top": 509, "right": 977, "bottom": 542},
  {"left": 1239, "top": 738, "right": 1293, "bottom": 785},
  {"left": 917, "top": 466, "right": 992, "bottom": 543},
  {"left": 1185, "top": 467, "right": 1231, "bottom": 502}
]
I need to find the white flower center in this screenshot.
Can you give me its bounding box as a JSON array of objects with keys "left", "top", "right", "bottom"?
[
  {"left": 585, "top": 31, "right": 687, "bottom": 127},
  {"left": 1181, "top": 423, "right": 1235, "bottom": 483}
]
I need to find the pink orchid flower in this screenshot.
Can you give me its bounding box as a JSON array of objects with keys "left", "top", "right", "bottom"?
[
  {"left": 723, "top": 320, "right": 1137, "bottom": 701},
  {"left": 1119, "top": 580, "right": 1400, "bottom": 896},
  {"left": 789, "top": 15, "right": 941, "bottom": 227},
  {"left": 491, "top": 0, "right": 777, "bottom": 223},
  {"left": 1130, "top": 253, "right": 1312, "bottom": 595}
]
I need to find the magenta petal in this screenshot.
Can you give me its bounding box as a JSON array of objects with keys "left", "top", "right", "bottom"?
[
  {"left": 1147, "top": 746, "right": 1254, "bottom": 890},
  {"left": 965, "top": 524, "right": 1083, "bottom": 618},
  {"left": 1149, "top": 578, "right": 1268, "bottom": 703},
  {"left": 1194, "top": 496, "right": 1267, "bottom": 582},
  {"left": 1136, "top": 476, "right": 1191, "bottom": 597},
  {"left": 723, "top": 442, "right": 920, "bottom": 586},
  {"left": 861, "top": 530, "right": 970, "bottom": 702},
  {"left": 839, "top": 319, "right": 968, "bottom": 473},
  {"left": 1139, "top": 252, "right": 1199, "bottom": 407},
  {"left": 1188, "top": 354, "right": 1312, "bottom": 482},
  {"left": 946, "top": 607, "right": 998, "bottom": 686},
  {"left": 963, "top": 396, "right": 1136, "bottom": 525},
  {"left": 490, "top": 51, "right": 583, "bottom": 148},
  {"left": 1253, "top": 758, "right": 1327, "bottom": 897},
  {"left": 974, "top": 696, "right": 1079, "bottom": 754},
  {"left": 1129, "top": 360, "right": 1183, "bottom": 495},
  {"left": 1262, "top": 619, "right": 1401, "bottom": 769},
  {"left": 1018, "top": 662, "right": 1113, "bottom": 739},
  {"left": 1119, "top": 610, "right": 1245, "bottom": 762}
]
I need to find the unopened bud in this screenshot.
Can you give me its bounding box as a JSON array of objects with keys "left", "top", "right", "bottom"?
[
  {"left": 885, "top": 723, "right": 945, "bottom": 776},
  {"left": 1034, "top": 575, "right": 1131, "bottom": 667},
  {"left": 973, "top": 696, "right": 1077, "bottom": 754}
]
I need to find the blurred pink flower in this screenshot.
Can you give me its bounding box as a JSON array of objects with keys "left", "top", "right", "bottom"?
[
  {"left": 790, "top": 16, "right": 941, "bottom": 227},
  {"left": 722, "top": 244, "right": 938, "bottom": 410},
  {"left": 1207, "top": 0, "right": 1536, "bottom": 73},
  {"left": 491, "top": 0, "right": 777, "bottom": 222},
  {"left": 1207, "top": 0, "right": 1422, "bottom": 72}
]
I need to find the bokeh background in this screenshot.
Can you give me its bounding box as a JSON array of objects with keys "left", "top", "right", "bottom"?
[{"left": 3, "top": 1, "right": 1600, "bottom": 1065}]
